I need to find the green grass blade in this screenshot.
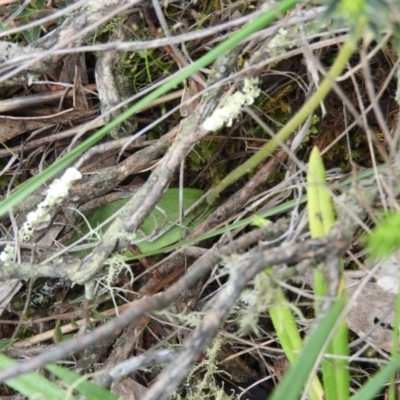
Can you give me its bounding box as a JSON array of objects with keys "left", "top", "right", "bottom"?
[
  {"left": 307, "top": 146, "right": 349, "bottom": 400},
  {"left": 350, "top": 356, "right": 400, "bottom": 400},
  {"left": 270, "top": 297, "right": 346, "bottom": 400},
  {"left": 46, "top": 364, "right": 119, "bottom": 400},
  {"left": 268, "top": 286, "right": 324, "bottom": 400},
  {"left": 0, "top": 354, "right": 76, "bottom": 400}
]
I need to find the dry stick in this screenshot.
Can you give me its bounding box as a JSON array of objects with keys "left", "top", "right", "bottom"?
[
  {"left": 0, "top": 84, "right": 97, "bottom": 113},
  {"left": 46, "top": 7, "right": 326, "bottom": 56},
  {"left": 0, "top": 0, "right": 263, "bottom": 86},
  {"left": 0, "top": 129, "right": 175, "bottom": 230},
  {"left": 0, "top": 0, "right": 145, "bottom": 86},
  {"left": 13, "top": 257, "right": 175, "bottom": 349},
  {"left": 143, "top": 169, "right": 385, "bottom": 400},
  {"left": 0, "top": 217, "right": 289, "bottom": 382},
  {"left": 70, "top": 48, "right": 242, "bottom": 286},
  {"left": 97, "top": 349, "right": 177, "bottom": 388},
  {"left": 95, "top": 265, "right": 183, "bottom": 374},
  {"left": 0, "top": 0, "right": 88, "bottom": 38},
  {"left": 68, "top": 127, "right": 178, "bottom": 204},
  {"left": 141, "top": 237, "right": 348, "bottom": 400}
]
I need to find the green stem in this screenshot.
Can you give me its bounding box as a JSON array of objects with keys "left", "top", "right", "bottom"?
[{"left": 206, "top": 24, "right": 361, "bottom": 204}]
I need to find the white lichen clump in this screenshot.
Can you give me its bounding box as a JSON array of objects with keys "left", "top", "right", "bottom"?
[
  {"left": 0, "top": 244, "right": 14, "bottom": 266},
  {"left": 266, "top": 27, "right": 299, "bottom": 57},
  {"left": 202, "top": 78, "right": 261, "bottom": 132},
  {"left": 20, "top": 168, "right": 82, "bottom": 241}
]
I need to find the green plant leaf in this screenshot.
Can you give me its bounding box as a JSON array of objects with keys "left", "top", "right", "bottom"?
[
  {"left": 270, "top": 297, "right": 346, "bottom": 400},
  {"left": 31, "top": 0, "right": 46, "bottom": 9},
  {"left": 69, "top": 188, "right": 210, "bottom": 254},
  {"left": 122, "top": 165, "right": 388, "bottom": 261},
  {"left": 307, "top": 146, "right": 349, "bottom": 400},
  {"left": 0, "top": 353, "right": 76, "bottom": 400},
  {"left": 90, "top": 310, "right": 112, "bottom": 320},
  {"left": 46, "top": 364, "right": 119, "bottom": 400},
  {"left": 307, "top": 146, "right": 335, "bottom": 238},
  {"left": 0, "top": 339, "right": 15, "bottom": 352},
  {"left": 22, "top": 25, "right": 41, "bottom": 44},
  {"left": 267, "top": 283, "right": 324, "bottom": 400},
  {"left": 53, "top": 321, "right": 63, "bottom": 344},
  {"left": 363, "top": 211, "right": 400, "bottom": 260},
  {"left": 350, "top": 356, "right": 400, "bottom": 400}
]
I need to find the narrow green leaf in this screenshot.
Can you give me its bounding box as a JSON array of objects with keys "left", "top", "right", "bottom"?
[
  {"left": 270, "top": 298, "right": 346, "bottom": 400},
  {"left": 22, "top": 25, "right": 41, "bottom": 43},
  {"left": 307, "top": 146, "right": 349, "bottom": 400},
  {"left": 90, "top": 310, "right": 112, "bottom": 320},
  {"left": 53, "top": 321, "right": 63, "bottom": 344},
  {"left": 307, "top": 146, "right": 335, "bottom": 237},
  {"left": 0, "top": 339, "right": 15, "bottom": 352},
  {"left": 0, "top": 354, "right": 75, "bottom": 400},
  {"left": 307, "top": 146, "right": 336, "bottom": 300},
  {"left": 350, "top": 356, "right": 400, "bottom": 400},
  {"left": 46, "top": 364, "right": 119, "bottom": 400},
  {"left": 267, "top": 272, "right": 324, "bottom": 400}
]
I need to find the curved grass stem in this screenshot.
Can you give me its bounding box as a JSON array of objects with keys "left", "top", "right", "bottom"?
[{"left": 206, "top": 19, "right": 365, "bottom": 204}]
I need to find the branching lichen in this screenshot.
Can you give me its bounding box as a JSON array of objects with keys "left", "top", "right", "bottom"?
[
  {"left": 97, "top": 253, "right": 134, "bottom": 313},
  {"left": 236, "top": 272, "right": 278, "bottom": 336},
  {"left": 172, "top": 337, "right": 234, "bottom": 400}
]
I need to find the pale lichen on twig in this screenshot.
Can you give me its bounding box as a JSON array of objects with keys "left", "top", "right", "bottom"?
[
  {"left": 202, "top": 78, "right": 261, "bottom": 132},
  {"left": 19, "top": 167, "right": 82, "bottom": 242}
]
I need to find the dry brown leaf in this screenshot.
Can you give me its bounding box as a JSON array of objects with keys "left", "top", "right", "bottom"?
[{"left": 346, "top": 275, "right": 398, "bottom": 351}]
